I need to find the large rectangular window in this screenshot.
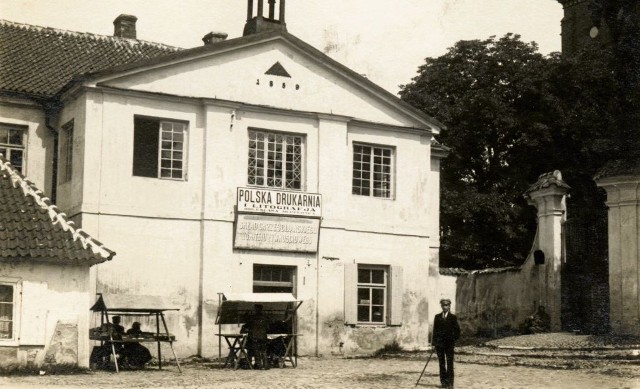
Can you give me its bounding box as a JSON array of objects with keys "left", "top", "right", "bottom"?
[
  {"left": 357, "top": 266, "right": 387, "bottom": 324},
  {"left": 248, "top": 130, "right": 303, "bottom": 190},
  {"left": 352, "top": 144, "right": 394, "bottom": 198},
  {"left": 133, "top": 117, "right": 187, "bottom": 180},
  {"left": 59, "top": 120, "right": 74, "bottom": 183},
  {"left": 345, "top": 264, "right": 402, "bottom": 326},
  {"left": 0, "top": 123, "right": 26, "bottom": 173},
  {"left": 253, "top": 265, "right": 296, "bottom": 294},
  {"left": 0, "top": 284, "right": 14, "bottom": 340}
]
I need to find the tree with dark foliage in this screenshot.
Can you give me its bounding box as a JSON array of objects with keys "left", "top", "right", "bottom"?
[
  {"left": 400, "top": 34, "right": 620, "bottom": 269},
  {"left": 400, "top": 35, "right": 552, "bottom": 269}
]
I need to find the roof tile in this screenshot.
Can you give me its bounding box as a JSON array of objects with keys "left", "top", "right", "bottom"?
[
  {"left": 0, "top": 155, "right": 115, "bottom": 265},
  {"left": 0, "top": 19, "right": 181, "bottom": 99}
]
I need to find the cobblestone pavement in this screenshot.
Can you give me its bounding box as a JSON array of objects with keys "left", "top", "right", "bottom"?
[{"left": 2, "top": 355, "right": 639, "bottom": 389}]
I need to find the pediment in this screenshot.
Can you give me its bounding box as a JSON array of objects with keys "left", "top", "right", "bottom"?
[{"left": 92, "top": 34, "right": 437, "bottom": 130}]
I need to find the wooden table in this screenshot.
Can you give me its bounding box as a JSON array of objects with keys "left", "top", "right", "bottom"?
[
  {"left": 216, "top": 333, "right": 299, "bottom": 369},
  {"left": 216, "top": 333, "right": 250, "bottom": 369}
]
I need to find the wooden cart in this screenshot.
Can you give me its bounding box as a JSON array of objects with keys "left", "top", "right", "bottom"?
[{"left": 89, "top": 293, "right": 182, "bottom": 373}]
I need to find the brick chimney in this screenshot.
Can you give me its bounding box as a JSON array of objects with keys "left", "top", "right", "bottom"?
[
  {"left": 202, "top": 31, "right": 228, "bottom": 45},
  {"left": 113, "top": 14, "right": 137, "bottom": 39},
  {"left": 243, "top": 0, "right": 287, "bottom": 36}
]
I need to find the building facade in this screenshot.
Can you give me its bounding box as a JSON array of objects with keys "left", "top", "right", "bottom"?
[{"left": 0, "top": 1, "right": 447, "bottom": 358}]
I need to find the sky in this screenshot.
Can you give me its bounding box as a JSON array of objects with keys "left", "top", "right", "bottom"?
[{"left": 0, "top": 0, "right": 564, "bottom": 94}]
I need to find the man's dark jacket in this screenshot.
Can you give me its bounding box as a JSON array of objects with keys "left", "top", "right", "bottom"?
[{"left": 432, "top": 312, "right": 461, "bottom": 347}]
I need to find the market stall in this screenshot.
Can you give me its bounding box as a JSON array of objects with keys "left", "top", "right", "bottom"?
[
  {"left": 89, "top": 293, "right": 182, "bottom": 373},
  {"left": 215, "top": 293, "right": 302, "bottom": 369}
]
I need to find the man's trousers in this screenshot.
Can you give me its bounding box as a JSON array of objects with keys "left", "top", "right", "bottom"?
[{"left": 436, "top": 345, "right": 455, "bottom": 387}]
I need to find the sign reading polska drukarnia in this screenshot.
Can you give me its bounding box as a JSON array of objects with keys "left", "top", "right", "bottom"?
[{"left": 237, "top": 187, "right": 322, "bottom": 218}]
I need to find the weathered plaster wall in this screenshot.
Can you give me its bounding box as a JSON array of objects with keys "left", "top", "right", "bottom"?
[
  {"left": 0, "top": 262, "right": 92, "bottom": 367},
  {"left": 445, "top": 256, "right": 542, "bottom": 336}
]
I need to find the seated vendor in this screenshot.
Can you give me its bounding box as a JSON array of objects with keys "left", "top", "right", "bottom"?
[
  {"left": 122, "top": 322, "right": 153, "bottom": 369},
  {"left": 90, "top": 315, "right": 125, "bottom": 369}
]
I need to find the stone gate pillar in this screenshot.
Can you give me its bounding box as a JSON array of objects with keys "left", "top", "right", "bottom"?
[
  {"left": 525, "top": 171, "right": 570, "bottom": 331},
  {"left": 596, "top": 174, "right": 640, "bottom": 335}
]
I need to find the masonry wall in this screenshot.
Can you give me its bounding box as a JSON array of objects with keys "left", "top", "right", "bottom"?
[{"left": 442, "top": 252, "right": 543, "bottom": 336}]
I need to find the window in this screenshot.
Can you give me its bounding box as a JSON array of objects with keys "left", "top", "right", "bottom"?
[
  {"left": 253, "top": 265, "right": 296, "bottom": 294},
  {"left": 248, "top": 129, "right": 303, "bottom": 190},
  {"left": 357, "top": 266, "right": 387, "bottom": 323},
  {"left": 133, "top": 117, "right": 187, "bottom": 180},
  {"left": 0, "top": 123, "right": 26, "bottom": 173},
  {"left": 352, "top": 144, "right": 394, "bottom": 198},
  {"left": 344, "top": 264, "right": 402, "bottom": 326},
  {"left": 0, "top": 284, "right": 14, "bottom": 340},
  {"left": 59, "top": 120, "right": 73, "bottom": 183}
]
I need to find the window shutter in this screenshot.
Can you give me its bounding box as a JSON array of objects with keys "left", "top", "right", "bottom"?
[
  {"left": 132, "top": 117, "right": 159, "bottom": 177},
  {"left": 344, "top": 263, "right": 357, "bottom": 325},
  {"left": 19, "top": 281, "right": 48, "bottom": 345},
  {"left": 389, "top": 266, "right": 403, "bottom": 326}
]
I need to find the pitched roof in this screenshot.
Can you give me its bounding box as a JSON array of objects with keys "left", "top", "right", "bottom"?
[
  {"left": 0, "top": 19, "right": 443, "bottom": 130},
  {"left": 0, "top": 19, "right": 181, "bottom": 100},
  {"left": 0, "top": 155, "right": 115, "bottom": 266}
]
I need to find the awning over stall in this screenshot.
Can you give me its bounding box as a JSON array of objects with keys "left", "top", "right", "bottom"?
[
  {"left": 90, "top": 293, "right": 180, "bottom": 313},
  {"left": 215, "top": 293, "right": 302, "bottom": 325}
]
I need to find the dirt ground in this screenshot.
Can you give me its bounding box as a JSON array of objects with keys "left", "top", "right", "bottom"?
[{"left": 2, "top": 354, "right": 639, "bottom": 389}]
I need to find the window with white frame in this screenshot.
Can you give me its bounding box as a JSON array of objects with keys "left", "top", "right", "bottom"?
[
  {"left": 133, "top": 117, "right": 187, "bottom": 180},
  {"left": 352, "top": 144, "right": 394, "bottom": 198},
  {"left": 59, "top": 120, "right": 74, "bottom": 183},
  {"left": 357, "top": 266, "right": 387, "bottom": 323},
  {"left": 0, "top": 284, "right": 14, "bottom": 340},
  {"left": 247, "top": 129, "right": 303, "bottom": 190},
  {"left": 344, "top": 264, "right": 403, "bottom": 326},
  {"left": 0, "top": 123, "right": 26, "bottom": 173}
]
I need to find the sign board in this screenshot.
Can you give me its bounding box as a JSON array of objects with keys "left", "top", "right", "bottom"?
[
  {"left": 237, "top": 187, "right": 322, "bottom": 218},
  {"left": 234, "top": 214, "right": 320, "bottom": 252}
]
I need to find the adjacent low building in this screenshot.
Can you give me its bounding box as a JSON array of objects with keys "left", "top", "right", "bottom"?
[{"left": 0, "top": 156, "right": 115, "bottom": 367}]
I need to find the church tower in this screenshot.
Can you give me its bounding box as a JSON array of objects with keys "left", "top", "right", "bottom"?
[
  {"left": 243, "top": 0, "right": 287, "bottom": 36},
  {"left": 557, "top": 0, "right": 611, "bottom": 55}
]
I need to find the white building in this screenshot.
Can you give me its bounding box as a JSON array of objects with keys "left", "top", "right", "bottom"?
[{"left": 0, "top": 1, "right": 447, "bottom": 359}]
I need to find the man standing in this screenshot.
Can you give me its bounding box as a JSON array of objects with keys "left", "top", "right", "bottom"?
[
  {"left": 245, "top": 304, "right": 270, "bottom": 369},
  {"left": 432, "top": 298, "right": 460, "bottom": 388}
]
